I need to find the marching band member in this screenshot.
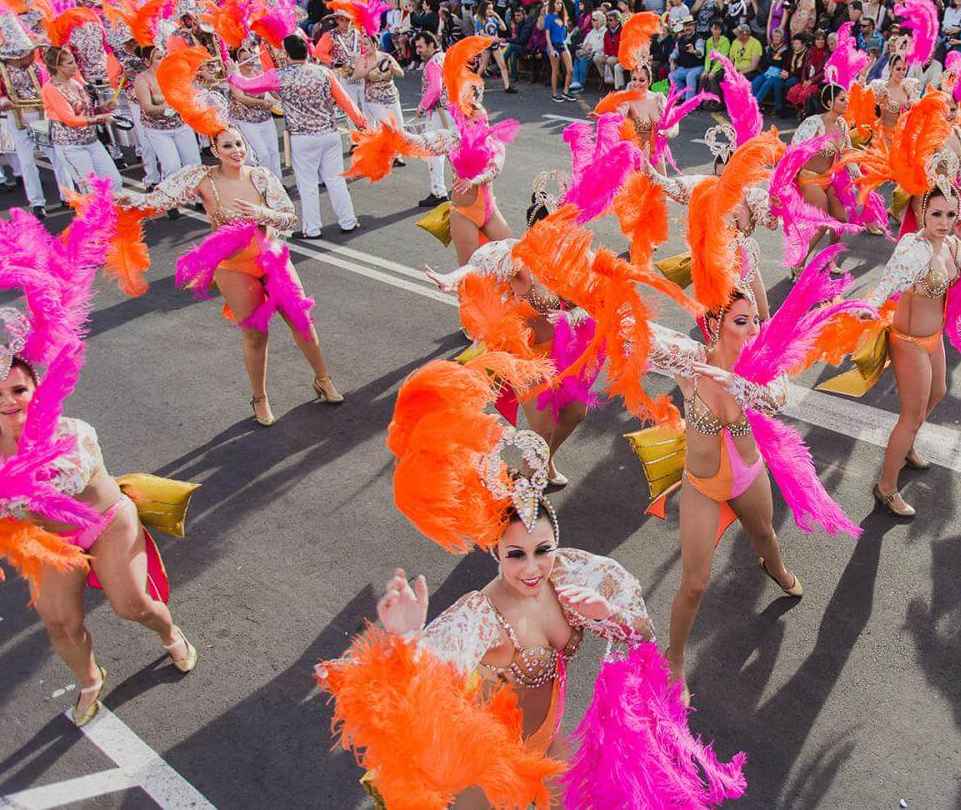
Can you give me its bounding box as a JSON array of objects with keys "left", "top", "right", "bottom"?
[{"left": 228, "top": 43, "right": 283, "bottom": 179}]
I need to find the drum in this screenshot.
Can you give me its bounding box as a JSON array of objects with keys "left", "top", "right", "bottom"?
[{"left": 27, "top": 119, "right": 51, "bottom": 147}]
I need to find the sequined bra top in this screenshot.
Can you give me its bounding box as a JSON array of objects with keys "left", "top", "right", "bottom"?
[
  {"left": 477, "top": 596, "right": 582, "bottom": 689},
  {"left": 205, "top": 170, "right": 263, "bottom": 229},
  {"left": 523, "top": 283, "right": 562, "bottom": 316},
  {"left": 685, "top": 378, "right": 752, "bottom": 438}
]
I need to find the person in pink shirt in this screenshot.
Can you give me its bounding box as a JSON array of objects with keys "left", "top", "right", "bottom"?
[{"left": 414, "top": 31, "right": 449, "bottom": 207}]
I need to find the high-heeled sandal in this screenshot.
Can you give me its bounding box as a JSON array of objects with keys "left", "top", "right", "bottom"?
[
  {"left": 313, "top": 375, "right": 344, "bottom": 404},
  {"left": 904, "top": 448, "right": 931, "bottom": 470},
  {"left": 664, "top": 648, "right": 692, "bottom": 707},
  {"left": 163, "top": 626, "right": 198, "bottom": 673},
  {"left": 759, "top": 557, "right": 804, "bottom": 597},
  {"left": 72, "top": 666, "right": 107, "bottom": 727},
  {"left": 873, "top": 483, "right": 916, "bottom": 517},
  {"left": 250, "top": 395, "right": 275, "bottom": 426}
]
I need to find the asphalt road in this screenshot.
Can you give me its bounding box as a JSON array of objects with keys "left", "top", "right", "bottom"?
[{"left": 1, "top": 73, "right": 960, "bottom": 810}]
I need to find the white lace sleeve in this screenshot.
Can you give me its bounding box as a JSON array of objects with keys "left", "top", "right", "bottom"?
[
  {"left": 251, "top": 167, "right": 298, "bottom": 233},
  {"left": 867, "top": 232, "right": 931, "bottom": 309},
  {"left": 791, "top": 114, "right": 824, "bottom": 145},
  {"left": 725, "top": 372, "right": 788, "bottom": 415},
  {"left": 469, "top": 138, "right": 505, "bottom": 186},
  {"left": 904, "top": 77, "right": 921, "bottom": 101},
  {"left": 407, "top": 128, "right": 460, "bottom": 157},
  {"left": 120, "top": 164, "right": 208, "bottom": 212},
  {"left": 551, "top": 548, "right": 654, "bottom": 646},
  {"left": 648, "top": 322, "right": 706, "bottom": 378},
  {"left": 646, "top": 165, "right": 708, "bottom": 205},
  {"left": 419, "top": 591, "right": 503, "bottom": 674}
]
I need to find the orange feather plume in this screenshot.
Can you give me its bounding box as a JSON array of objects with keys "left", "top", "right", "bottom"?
[
  {"left": 42, "top": 6, "right": 99, "bottom": 48},
  {"left": 0, "top": 518, "right": 90, "bottom": 605},
  {"left": 794, "top": 299, "right": 896, "bottom": 372},
  {"left": 201, "top": 0, "right": 248, "bottom": 49},
  {"left": 344, "top": 118, "right": 432, "bottom": 181},
  {"left": 688, "top": 131, "right": 784, "bottom": 312},
  {"left": 0, "top": 0, "right": 30, "bottom": 14},
  {"left": 443, "top": 35, "right": 493, "bottom": 116},
  {"left": 843, "top": 82, "right": 878, "bottom": 143},
  {"left": 156, "top": 45, "right": 226, "bottom": 136},
  {"left": 457, "top": 273, "right": 538, "bottom": 359},
  {"left": 310, "top": 31, "right": 333, "bottom": 63},
  {"left": 618, "top": 11, "right": 660, "bottom": 70},
  {"left": 318, "top": 626, "right": 564, "bottom": 810},
  {"left": 593, "top": 88, "right": 644, "bottom": 116},
  {"left": 613, "top": 170, "right": 667, "bottom": 267},
  {"left": 106, "top": 206, "right": 159, "bottom": 297}
]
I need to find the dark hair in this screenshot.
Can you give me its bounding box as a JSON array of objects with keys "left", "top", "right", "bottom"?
[
  {"left": 849, "top": 1, "right": 862, "bottom": 10},
  {"left": 283, "top": 34, "right": 308, "bottom": 60},
  {"left": 820, "top": 82, "right": 844, "bottom": 111},
  {"left": 413, "top": 30, "right": 439, "bottom": 48},
  {"left": 814, "top": 27, "right": 827, "bottom": 40},
  {"left": 136, "top": 44, "right": 156, "bottom": 61},
  {"left": 526, "top": 198, "right": 551, "bottom": 227},
  {"left": 43, "top": 46, "right": 69, "bottom": 73},
  {"left": 9, "top": 356, "right": 37, "bottom": 385}
]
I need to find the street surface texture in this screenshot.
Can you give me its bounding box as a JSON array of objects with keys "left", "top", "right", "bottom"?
[{"left": 1, "top": 75, "right": 960, "bottom": 810}]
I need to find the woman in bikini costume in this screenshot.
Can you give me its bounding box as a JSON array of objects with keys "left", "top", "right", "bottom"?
[
  {"left": 119, "top": 126, "right": 344, "bottom": 426},
  {"left": 869, "top": 186, "right": 961, "bottom": 516},
  {"left": 619, "top": 62, "right": 668, "bottom": 167},
  {"left": 650, "top": 289, "right": 801, "bottom": 706},
  {"left": 869, "top": 54, "right": 919, "bottom": 145},
  {"left": 316, "top": 359, "right": 747, "bottom": 809}
]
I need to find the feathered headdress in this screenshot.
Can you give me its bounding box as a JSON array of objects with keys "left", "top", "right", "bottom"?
[
  {"left": 687, "top": 132, "right": 784, "bottom": 312},
  {"left": 844, "top": 82, "right": 878, "bottom": 141},
  {"left": 327, "top": 0, "right": 389, "bottom": 38},
  {"left": 443, "top": 34, "right": 491, "bottom": 116},
  {"left": 200, "top": 0, "right": 251, "bottom": 49},
  {"left": 387, "top": 357, "right": 556, "bottom": 552},
  {"left": 102, "top": 0, "right": 173, "bottom": 47},
  {"left": 613, "top": 170, "right": 668, "bottom": 267},
  {"left": 593, "top": 88, "right": 644, "bottom": 116},
  {"left": 156, "top": 43, "right": 228, "bottom": 136},
  {"left": 711, "top": 51, "right": 761, "bottom": 146},
  {"left": 894, "top": 0, "right": 938, "bottom": 67},
  {"left": 823, "top": 21, "right": 868, "bottom": 90},
  {"left": 617, "top": 11, "right": 659, "bottom": 72},
  {"left": 32, "top": 0, "right": 100, "bottom": 47},
  {"left": 249, "top": 0, "right": 296, "bottom": 48}
]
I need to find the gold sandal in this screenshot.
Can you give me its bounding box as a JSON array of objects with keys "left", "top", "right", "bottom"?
[
  {"left": 250, "top": 395, "right": 275, "bottom": 427},
  {"left": 873, "top": 483, "right": 916, "bottom": 517},
  {"left": 72, "top": 666, "right": 107, "bottom": 727},
  {"left": 759, "top": 557, "right": 804, "bottom": 597},
  {"left": 904, "top": 448, "right": 931, "bottom": 471},
  {"left": 313, "top": 375, "right": 344, "bottom": 404},
  {"left": 164, "top": 627, "right": 198, "bottom": 673}
]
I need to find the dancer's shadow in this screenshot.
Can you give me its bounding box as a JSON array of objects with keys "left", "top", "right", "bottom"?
[{"left": 0, "top": 714, "right": 87, "bottom": 794}]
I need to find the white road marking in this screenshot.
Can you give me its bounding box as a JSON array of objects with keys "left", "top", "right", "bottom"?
[
  {"left": 0, "top": 708, "right": 214, "bottom": 809},
  {"left": 542, "top": 113, "right": 586, "bottom": 124}
]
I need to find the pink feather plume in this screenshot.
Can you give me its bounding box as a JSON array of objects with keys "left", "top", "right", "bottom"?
[
  {"left": 448, "top": 112, "right": 519, "bottom": 181},
  {"left": 895, "top": 0, "right": 938, "bottom": 67},
  {"left": 712, "top": 52, "right": 760, "bottom": 145},
  {"left": 652, "top": 85, "right": 718, "bottom": 170},
  {"left": 830, "top": 170, "right": 890, "bottom": 235},
  {"left": 241, "top": 240, "right": 316, "bottom": 341},
  {"left": 535, "top": 316, "right": 603, "bottom": 418},
  {"left": 174, "top": 222, "right": 258, "bottom": 300},
  {"left": 823, "top": 22, "right": 868, "bottom": 90},
  {"left": 945, "top": 277, "right": 961, "bottom": 353},
  {"left": 563, "top": 643, "right": 748, "bottom": 809},
  {"left": 562, "top": 113, "right": 642, "bottom": 222},
  {"left": 250, "top": 0, "right": 297, "bottom": 47}
]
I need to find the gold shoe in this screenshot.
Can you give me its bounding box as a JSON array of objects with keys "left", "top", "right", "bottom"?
[
  {"left": 313, "top": 375, "right": 344, "bottom": 404},
  {"left": 759, "top": 557, "right": 804, "bottom": 597},
  {"left": 873, "top": 483, "right": 916, "bottom": 517},
  {"left": 904, "top": 448, "right": 931, "bottom": 470},
  {"left": 72, "top": 666, "right": 106, "bottom": 727},
  {"left": 163, "top": 626, "right": 198, "bottom": 673},
  {"left": 250, "top": 395, "right": 275, "bottom": 426}
]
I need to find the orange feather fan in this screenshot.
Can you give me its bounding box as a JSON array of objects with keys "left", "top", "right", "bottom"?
[
  {"left": 837, "top": 91, "right": 950, "bottom": 199},
  {"left": 0, "top": 518, "right": 90, "bottom": 605},
  {"left": 613, "top": 170, "right": 668, "bottom": 267},
  {"left": 318, "top": 625, "right": 564, "bottom": 810},
  {"left": 106, "top": 206, "right": 159, "bottom": 297},
  {"left": 593, "top": 88, "right": 644, "bottom": 116},
  {"left": 443, "top": 35, "right": 493, "bottom": 116},
  {"left": 687, "top": 131, "right": 784, "bottom": 312},
  {"left": 201, "top": 0, "right": 248, "bottom": 49},
  {"left": 344, "top": 119, "right": 432, "bottom": 181},
  {"left": 103, "top": 0, "right": 169, "bottom": 47},
  {"left": 843, "top": 82, "right": 878, "bottom": 144},
  {"left": 42, "top": 5, "right": 99, "bottom": 48},
  {"left": 794, "top": 299, "right": 896, "bottom": 372},
  {"left": 617, "top": 11, "right": 660, "bottom": 70},
  {"left": 156, "top": 45, "right": 227, "bottom": 136},
  {"left": 458, "top": 274, "right": 538, "bottom": 359},
  {"left": 0, "top": 0, "right": 30, "bottom": 14}
]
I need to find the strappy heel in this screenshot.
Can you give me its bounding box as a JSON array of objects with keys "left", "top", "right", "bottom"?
[
  {"left": 250, "top": 395, "right": 274, "bottom": 426},
  {"left": 873, "top": 483, "right": 916, "bottom": 517},
  {"left": 313, "top": 375, "right": 344, "bottom": 404},
  {"left": 163, "top": 626, "right": 198, "bottom": 673},
  {"left": 759, "top": 557, "right": 804, "bottom": 597},
  {"left": 72, "top": 666, "right": 106, "bottom": 727},
  {"left": 904, "top": 448, "right": 931, "bottom": 471}
]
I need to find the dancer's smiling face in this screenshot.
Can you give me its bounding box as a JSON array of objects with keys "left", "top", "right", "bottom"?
[
  {"left": 213, "top": 128, "right": 247, "bottom": 167},
  {"left": 495, "top": 515, "right": 557, "bottom": 599},
  {"left": 0, "top": 364, "right": 36, "bottom": 437}
]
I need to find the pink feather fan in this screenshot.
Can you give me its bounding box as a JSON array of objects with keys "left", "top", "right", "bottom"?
[
  {"left": 563, "top": 642, "right": 748, "bottom": 809},
  {"left": 895, "top": 0, "right": 938, "bottom": 67},
  {"left": 250, "top": 0, "right": 297, "bottom": 47},
  {"left": 768, "top": 136, "right": 861, "bottom": 267},
  {"left": 652, "top": 85, "right": 718, "bottom": 170},
  {"left": 561, "top": 113, "right": 642, "bottom": 222},
  {"left": 241, "top": 240, "right": 315, "bottom": 341},
  {"left": 823, "top": 22, "right": 868, "bottom": 90},
  {"left": 733, "top": 245, "right": 868, "bottom": 537},
  {"left": 448, "top": 111, "right": 520, "bottom": 181},
  {"left": 175, "top": 222, "right": 259, "bottom": 299},
  {"left": 711, "top": 51, "right": 760, "bottom": 145},
  {"left": 327, "top": 0, "right": 389, "bottom": 37}
]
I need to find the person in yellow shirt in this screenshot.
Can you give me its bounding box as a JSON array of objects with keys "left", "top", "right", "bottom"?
[
  {"left": 729, "top": 23, "right": 762, "bottom": 80},
  {"left": 699, "top": 18, "right": 730, "bottom": 109}
]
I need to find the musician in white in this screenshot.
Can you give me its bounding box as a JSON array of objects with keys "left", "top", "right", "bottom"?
[{"left": 317, "top": 9, "right": 367, "bottom": 125}]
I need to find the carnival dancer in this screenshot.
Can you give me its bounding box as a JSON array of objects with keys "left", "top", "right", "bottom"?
[
  {"left": 413, "top": 30, "right": 448, "bottom": 208},
  {"left": 228, "top": 43, "right": 283, "bottom": 179},
  {"left": 0, "top": 181, "right": 197, "bottom": 729},
  {"left": 316, "top": 356, "right": 749, "bottom": 809},
  {"left": 0, "top": 11, "right": 69, "bottom": 216},
  {"left": 229, "top": 34, "right": 366, "bottom": 239},
  {"left": 40, "top": 46, "right": 122, "bottom": 190},
  {"left": 869, "top": 55, "right": 920, "bottom": 144}
]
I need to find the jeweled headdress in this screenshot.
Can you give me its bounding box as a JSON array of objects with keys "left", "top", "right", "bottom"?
[
  {"left": 528, "top": 170, "right": 570, "bottom": 227},
  {"left": 0, "top": 307, "right": 29, "bottom": 381}
]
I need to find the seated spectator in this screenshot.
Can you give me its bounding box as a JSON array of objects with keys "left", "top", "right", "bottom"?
[
  {"left": 858, "top": 18, "right": 884, "bottom": 53},
  {"left": 571, "top": 10, "right": 606, "bottom": 90},
  {"left": 669, "top": 14, "right": 704, "bottom": 100},
  {"left": 748, "top": 0, "right": 771, "bottom": 46},
  {"left": 596, "top": 9, "right": 625, "bottom": 89},
  {"left": 383, "top": 0, "right": 413, "bottom": 64},
  {"left": 663, "top": 0, "right": 689, "bottom": 36},
  {"left": 505, "top": 6, "right": 535, "bottom": 82},
  {"left": 729, "top": 23, "right": 762, "bottom": 81},
  {"left": 787, "top": 27, "right": 826, "bottom": 112},
  {"left": 751, "top": 27, "right": 791, "bottom": 115},
  {"left": 908, "top": 56, "right": 943, "bottom": 92},
  {"left": 699, "top": 18, "right": 729, "bottom": 107},
  {"left": 945, "top": 0, "right": 961, "bottom": 54}
]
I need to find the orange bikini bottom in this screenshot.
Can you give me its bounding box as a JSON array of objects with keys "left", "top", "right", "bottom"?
[
  {"left": 889, "top": 327, "right": 941, "bottom": 354},
  {"left": 524, "top": 669, "right": 565, "bottom": 755},
  {"left": 451, "top": 184, "right": 494, "bottom": 228},
  {"left": 216, "top": 238, "right": 265, "bottom": 322},
  {"left": 685, "top": 430, "right": 764, "bottom": 503}
]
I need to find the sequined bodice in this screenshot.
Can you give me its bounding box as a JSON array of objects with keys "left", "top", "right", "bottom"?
[
  {"left": 206, "top": 169, "right": 263, "bottom": 228},
  {"left": 477, "top": 596, "right": 582, "bottom": 689},
  {"left": 48, "top": 79, "right": 96, "bottom": 145},
  {"left": 916, "top": 263, "right": 958, "bottom": 298},
  {"left": 685, "top": 385, "right": 752, "bottom": 438},
  {"left": 523, "top": 284, "right": 562, "bottom": 315},
  {"left": 4, "top": 63, "right": 40, "bottom": 102}
]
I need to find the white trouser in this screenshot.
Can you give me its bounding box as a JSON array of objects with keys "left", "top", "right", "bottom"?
[
  {"left": 340, "top": 80, "right": 366, "bottom": 128},
  {"left": 145, "top": 123, "right": 201, "bottom": 180},
  {"left": 365, "top": 98, "right": 404, "bottom": 127},
  {"left": 129, "top": 101, "right": 160, "bottom": 185},
  {"left": 425, "top": 109, "right": 447, "bottom": 197},
  {"left": 236, "top": 117, "right": 282, "bottom": 179},
  {"left": 4, "top": 113, "right": 43, "bottom": 206},
  {"left": 55, "top": 140, "right": 123, "bottom": 191},
  {"left": 291, "top": 131, "right": 356, "bottom": 234}
]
